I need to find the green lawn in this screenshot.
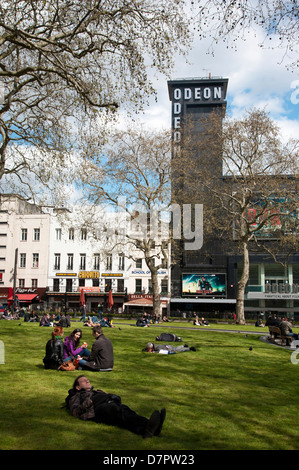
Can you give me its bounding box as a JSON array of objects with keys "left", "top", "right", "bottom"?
[{"left": 1, "top": 319, "right": 299, "bottom": 450}]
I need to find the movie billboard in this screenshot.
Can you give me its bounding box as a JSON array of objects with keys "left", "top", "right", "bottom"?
[{"left": 182, "top": 273, "right": 226, "bottom": 297}]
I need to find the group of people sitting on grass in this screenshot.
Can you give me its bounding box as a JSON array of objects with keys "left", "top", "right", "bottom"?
[
  {"left": 43, "top": 320, "right": 197, "bottom": 439},
  {"left": 43, "top": 325, "right": 114, "bottom": 372},
  {"left": 193, "top": 315, "right": 210, "bottom": 326}
]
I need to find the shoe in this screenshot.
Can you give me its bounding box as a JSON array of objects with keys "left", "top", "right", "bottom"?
[
  {"left": 154, "top": 408, "right": 166, "bottom": 436},
  {"left": 184, "top": 344, "right": 189, "bottom": 348},
  {"left": 143, "top": 410, "right": 161, "bottom": 438},
  {"left": 190, "top": 346, "right": 196, "bottom": 351}
]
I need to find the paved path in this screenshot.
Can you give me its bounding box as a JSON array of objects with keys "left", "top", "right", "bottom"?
[
  {"left": 115, "top": 322, "right": 298, "bottom": 349},
  {"left": 114, "top": 322, "right": 265, "bottom": 335}
]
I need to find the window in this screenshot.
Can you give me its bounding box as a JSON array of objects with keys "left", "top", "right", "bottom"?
[
  {"left": 117, "top": 279, "right": 124, "bottom": 292},
  {"left": 54, "top": 253, "right": 61, "bottom": 270},
  {"left": 53, "top": 279, "right": 60, "bottom": 292},
  {"left": 81, "top": 228, "right": 87, "bottom": 240},
  {"left": 92, "top": 278, "right": 99, "bottom": 287},
  {"left": 19, "top": 279, "right": 25, "bottom": 288},
  {"left": 161, "top": 258, "right": 168, "bottom": 269},
  {"left": 21, "top": 228, "right": 27, "bottom": 241},
  {"left": 135, "top": 279, "right": 142, "bottom": 293},
  {"left": 161, "top": 280, "right": 168, "bottom": 295},
  {"left": 20, "top": 253, "right": 26, "bottom": 268},
  {"left": 80, "top": 254, "right": 86, "bottom": 270},
  {"left": 67, "top": 254, "right": 73, "bottom": 270},
  {"left": 66, "top": 279, "right": 73, "bottom": 292},
  {"left": 136, "top": 258, "right": 142, "bottom": 269},
  {"left": 33, "top": 228, "right": 40, "bottom": 241},
  {"left": 94, "top": 254, "right": 100, "bottom": 270},
  {"left": 118, "top": 254, "right": 125, "bottom": 271},
  {"left": 32, "top": 279, "right": 38, "bottom": 288},
  {"left": 106, "top": 254, "right": 112, "bottom": 271},
  {"left": 56, "top": 228, "right": 61, "bottom": 240},
  {"left": 32, "top": 253, "right": 39, "bottom": 268},
  {"left": 148, "top": 279, "right": 152, "bottom": 294},
  {"left": 69, "top": 228, "right": 74, "bottom": 240}
]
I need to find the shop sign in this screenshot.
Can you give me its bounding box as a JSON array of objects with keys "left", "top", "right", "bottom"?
[
  {"left": 56, "top": 273, "right": 77, "bottom": 277},
  {"left": 79, "top": 271, "right": 100, "bottom": 279},
  {"left": 102, "top": 273, "right": 123, "bottom": 277},
  {"left": 248, "top": 283, "right": 299, "bottom": 299},
  {"left": 131, "top": 270, "right": 167, "bottom": 275}
]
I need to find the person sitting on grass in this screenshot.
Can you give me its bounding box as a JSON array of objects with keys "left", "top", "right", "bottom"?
[
  {"left": 65, "top": 375, "right": 166, "bottom": 439},
  {"left": 144, "top": 342, "right": 196, "bottom": 354},
  {"left": 63, "top": 328, "right": 90, "bottom": 362},
  {"left": 76, "top": 325, "right": 113, "bottom": 371},
  {"left": 43, "top": 326, "right": 64, "bottom": 370}
]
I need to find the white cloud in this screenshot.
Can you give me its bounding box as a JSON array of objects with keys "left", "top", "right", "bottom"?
[{"left": 138, "top": 27, "right": 299, "bottom": 139}]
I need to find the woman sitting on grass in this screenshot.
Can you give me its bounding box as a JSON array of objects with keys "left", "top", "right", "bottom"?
[
  {"left": 43, "top": 326, "right": 64, "bottom": 370},
  {"left": 63, "top": 328, "right": 90, "bottom": 362}
]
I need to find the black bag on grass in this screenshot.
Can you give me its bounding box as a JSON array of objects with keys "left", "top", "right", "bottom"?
[{"left": 155, "top": 333, "right": 182, "bottom": 342}]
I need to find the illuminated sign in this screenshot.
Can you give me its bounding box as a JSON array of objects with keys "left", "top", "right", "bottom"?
[
  {"left": 79, "top": 271, "right": 100, "bottom": 279},
  {"left": 56, "top": 273, "right": 76, "bottom": 277},
  {"left": 102, "top": 273, "right": 123, "bottom": 277},
  {"left": 168, "top": 78, "right": 228, "bottom": 156},
  {"left": 182, "top": 273, "right": 226, "bottom": 297}
]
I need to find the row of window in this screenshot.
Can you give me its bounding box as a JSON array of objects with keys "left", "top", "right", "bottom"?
[
  {"left": 54, "top": 227, "right": 91, "bottom": 241},
  {"left": 16, "top": 277, "right": 169, "bottom": 293},
  {"left": 20, "top": 253, "right": 39, "bottom": 268},
  {"left": 21, "top": 228, "right": 87, "bottom": 242},
  {"left": 54, "top": 254, "right": 125, "bottom": 271},
  {"left": 21, "top": 228, "right": 40, "bottom": 241},
  {"left": 18, "top": 252, "right": 168, "bottom": 272},
  {"left": 53, "top": 254, "right": 168, "bottom": 271},
  {"left": 51, "top": 278, "right": 168, "bottom": 294},
  {"left": 18, "top": 279, "right": 38, "bottom": 288}
]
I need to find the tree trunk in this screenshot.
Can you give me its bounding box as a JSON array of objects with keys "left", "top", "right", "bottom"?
[
  {"left": 151, "top": 268, "right": 161, "bottom": 318},
  {"left": 236, "top": 241, "right": 249, "bottom": 325}
]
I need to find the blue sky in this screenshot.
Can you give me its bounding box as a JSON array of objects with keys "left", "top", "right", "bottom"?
[{"left": 131, "top": 27, "right": 299, "bottom": 142}]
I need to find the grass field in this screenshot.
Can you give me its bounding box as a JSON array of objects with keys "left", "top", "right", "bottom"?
[{"left": 1, "top": 319, "right": 299, "bottom": 451}]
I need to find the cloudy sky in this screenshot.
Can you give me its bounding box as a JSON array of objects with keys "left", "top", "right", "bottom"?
[{"left": 137, "top": 26, "right": 299, "bottom": 141}]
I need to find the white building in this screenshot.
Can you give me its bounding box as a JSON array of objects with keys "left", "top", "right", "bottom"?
[
  {"left": 0, "top": 194, "right": 50, "bottom": 306},
  {"left": 0, "top": 195, "right": 170, "bottom": 315}
]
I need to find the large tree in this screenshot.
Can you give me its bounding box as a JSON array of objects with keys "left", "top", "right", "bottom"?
[
  {"left": 193, "top": 0, "right": 299, "bottom": 68},
  {"left": 179, "top": 108, "right": 299, "bottom": 324},
  {"left": 0, "top": 0, "right": 191, "bottom": 203},
  {"left": 79, "top": 124, "right": 172, "bottom": 317}
]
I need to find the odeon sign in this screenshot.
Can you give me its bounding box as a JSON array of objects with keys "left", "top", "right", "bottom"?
[{"left": 170, "top": 84, "right": 225, "bottom": 148}]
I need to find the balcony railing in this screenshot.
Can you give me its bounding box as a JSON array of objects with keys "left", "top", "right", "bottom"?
[{"left": 47, "top": 286, "right": 126, "bottom": 294}]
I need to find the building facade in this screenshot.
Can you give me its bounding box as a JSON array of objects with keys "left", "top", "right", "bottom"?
[
  {"left": 0, "top": 195, "right": 170, "bottom": 315},
  {"left": 0, "top": 194, "right": 50, "bottom": 307},
  {"left": 168, "top": 76, "right": 299, "bottom": 319}
]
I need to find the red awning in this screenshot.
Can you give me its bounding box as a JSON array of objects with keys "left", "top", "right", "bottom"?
[{"left": 7, "top": 294, "right": 38, "bottom": 302}]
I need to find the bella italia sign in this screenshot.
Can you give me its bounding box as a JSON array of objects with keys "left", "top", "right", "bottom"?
[{"left": 248, "top": 283, "right": 299, "bottom": 300}]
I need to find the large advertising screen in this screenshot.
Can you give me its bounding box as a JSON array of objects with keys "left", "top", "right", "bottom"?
[{"left": 182, "top": 273, "right": 226, "bottom": 297}]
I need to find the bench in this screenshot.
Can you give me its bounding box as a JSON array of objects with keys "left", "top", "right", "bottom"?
[{"left": 268, "top": 326, "right": 293, "bottom": 346}]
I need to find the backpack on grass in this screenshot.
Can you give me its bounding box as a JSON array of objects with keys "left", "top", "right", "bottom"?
[{"left": 155, "top": 333, "right": 182, "bottom": 342}]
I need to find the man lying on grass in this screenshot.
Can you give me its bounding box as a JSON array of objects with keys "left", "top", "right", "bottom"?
[
  {"left": 65, "top": 375, "right": 166, "bottom": 439},
  {"left": 144, "top": 342, "right": 196, "bottom": 354}
]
